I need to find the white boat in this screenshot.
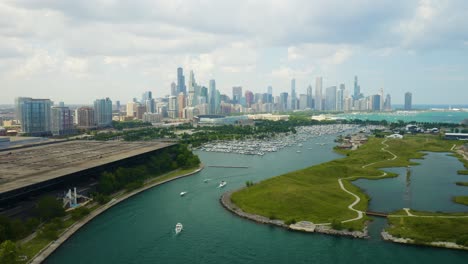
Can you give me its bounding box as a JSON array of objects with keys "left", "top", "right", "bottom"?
[
  {"left": 175, "top": 223, "right": 183, "bottom": 234},
  {"left": 296, "top": 150, "right": 301, "bottom": 153},
  {"left": 218, "top": 181, "right": 227, "bottom": 188},
  {"left": 180, "top": 191, "right": 187, "bottom": 196}
]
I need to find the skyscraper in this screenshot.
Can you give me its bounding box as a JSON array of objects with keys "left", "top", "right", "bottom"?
[
  {"left": 15, "top": 97, "right": 53, "bottom": 136},
  {"left": 171, "top": 82, "right": 177, "bottom": 96},
  {"left": 232, "top": 86, "right": 242, "bottom": 104},
  {"left": 93, "top": 98, "right": 112, "bottom": 127},
  {"left": 245, "top": 90, "right": 254, "bottom": 108},
  {"left": 337, "top": 84, "right": 345, "bottom": 111},
  {"left": 142, "top": 91, "right": 152, "bottom": 103},
  {"left": 168, "top": 96, "right": 178, "bottom": 118},
  {"left": 290, "top": 79, "right": 296, "bottom": 110},
  {"left": 51, "top": 106, "right": 74, "bottom": 136},
  {"left": 177, "top": 67, "right": 186, "bottom": 95},
  {"left": 145, "top": 98, "right": 156, "bottom": 113},
  {"left": 299, "top": 94, "right": 308, "bottom": 110},
  {"left": 280, "top": 92, "right": 288, "bottom": 112},
  {"left": 76, "top": 107, "right": 95, "bottom": 128},
  {"left": 209, "top": 80, "right": 217, "bottom": 114},
  {"left": 372, "top": 94, "right": 381, "bottom": 111},
  {"left": 307, "top": 85, "right": 313, "bottom": 109},
  {"left": 384, "top": 94, "right": 392, "bottom": 111},
  {"left": 325, "top": 86, "right": 337, "bottom": 111},
  {"left": 404, "top": 92, "right": 412, "bottom": 110},
  {"left": 353, "top": 76, "right": 361, "bottom": 100},
  {"left": 315, "top": 77, "right": 323, "bottom": 111}
]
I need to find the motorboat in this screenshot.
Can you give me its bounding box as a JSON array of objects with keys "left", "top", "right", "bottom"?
[
  {"left": 175, "top": 223, "right": 183, "bottom": 234},
  {"left": 180, "top": 191, "right": 187, "bottom": 196},
  {"left": 296, "top": 150, "right": 301, "bottom": 153},
  {"left": 218, "top": 181, "right": 227, "bottom": 188}
]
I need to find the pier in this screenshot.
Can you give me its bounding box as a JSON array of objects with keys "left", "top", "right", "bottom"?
[{"left": 208, "top": 165, "right": 249, "bottom": 168}]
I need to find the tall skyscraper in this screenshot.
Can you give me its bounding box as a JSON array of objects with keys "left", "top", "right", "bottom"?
[
  {"left": 299, "top": 94, "right": 308, "bottom": 110},
  {"left": 337, "top": 84, "right": 345, "bottom": 111},
  {"left": 15, "top": 97, "right": 53, "bottom": 136},
  {"left": 325, "top": 86, "right": 337, "bottom": 111},
  {"left": 209, "top": 80, "right": 217, "bottom": 114},
  {"left": 188, "top": 70, "right": 196, "bottom": 107},
  {"left": 51, "top": 106, "right": 74, "bottom": 136},
  {"left": 307, "top": 85, "right": 313, "bottom": 108},
  {"left": 177, "top": 93, "right": 186, "bottom": 118},
  {"left": 267, "top": 86, "right": 273, "bottom": 95},
  {"left": 232, "top": 86, "right": 242, "bottom": 104},
  {"left": 176, "top": 67, "right": 186, "bottom": 95},
  {"left": 145, "top": 98, "right": 156, "bottom": 113},
  {"left": 279, "top": 92, "right": 288, "bottom": 112},
  {"left": 168, "top": 96, "right": 178, "bottom": 118},
  {"left": 353, "top": 76, "right": 361, "bottom": 100},
  {"left": 315, "top": 77, "right": 323, "bottom": 111},
  {"left": 290, "top": 79, "right": 296, "bottom": 110},
  {"left": 245, "top": 90, "right": 254, "bottom": 107},
  {"left": 115, "top": 100, "right": 121, "bottom": 112},
  {"left": 142, "top": 91, "right": 152, "bottom": 103},
  {"left": 126, "top": 101, "right": 136, "bottom": 117},
  {"left": 171, "top": 82, "right": 177, "bottom": 96},
  {"left": 93, "top": 98, "right": 112, "bottom": 127},
  {"left": 404, "top": 92, "right": 412, "bottom": 110}
]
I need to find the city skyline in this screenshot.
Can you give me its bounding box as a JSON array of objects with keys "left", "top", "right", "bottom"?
[{"left": 1, "top": 1, "right": 468, "bottom": 104}]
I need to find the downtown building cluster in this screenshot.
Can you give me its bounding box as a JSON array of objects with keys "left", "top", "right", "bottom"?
[
  {"left": 14, "top": 97, "right": 113, "bottom": 136},
  {"left": 12, "top": 67, "right": 413, "bottom": 135}
]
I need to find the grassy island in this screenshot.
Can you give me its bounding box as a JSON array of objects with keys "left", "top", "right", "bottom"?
[{"left": 230, "top": 135, "right": 465, "bottom": 235}]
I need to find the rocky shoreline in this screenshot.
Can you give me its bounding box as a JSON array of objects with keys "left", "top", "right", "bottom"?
[
  {"left": 381, "top": 231, "right": 468, "bottom": 251},
  {"left": 220, "top": 190, "right": 368, "bottom": 239}
]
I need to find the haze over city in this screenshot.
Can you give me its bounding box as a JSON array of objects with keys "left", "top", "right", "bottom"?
[{"left": 1, "top": 0, "right": 468, "bottom": 104}]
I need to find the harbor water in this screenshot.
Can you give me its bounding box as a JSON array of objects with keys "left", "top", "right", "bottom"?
[{"left": 45, "top": 133, "right": 468, "bottom": 264}]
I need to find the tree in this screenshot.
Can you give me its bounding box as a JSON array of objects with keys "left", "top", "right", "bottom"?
[
  {"left": 36, "top": 196, "right": 65, "bottom": 221},
  {"left": 0, "top": 240, "right": 17, "bottom": 264}
]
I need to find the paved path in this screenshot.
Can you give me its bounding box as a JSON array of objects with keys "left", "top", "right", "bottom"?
[{"left": 338, "top": 139, "right": 398, "bottom": 223}]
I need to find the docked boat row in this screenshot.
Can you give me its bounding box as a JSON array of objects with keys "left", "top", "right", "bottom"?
[{"left": 197, "top": 124, "right": 359, "bottom": 156}]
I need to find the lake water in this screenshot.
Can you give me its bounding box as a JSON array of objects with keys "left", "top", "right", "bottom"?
[
  {"left": 337, "top": 111, "right": 468, "bottom": 124},
  {"left": 45, "top": 135, "right": 468, "bottom": 264}
]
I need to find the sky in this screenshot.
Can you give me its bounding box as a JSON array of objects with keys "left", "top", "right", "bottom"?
[{"left": 1, "top": 0, "right": 468, "bottom": 105}]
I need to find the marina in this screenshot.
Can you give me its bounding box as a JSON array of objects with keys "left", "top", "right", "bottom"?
[{"left": 197, "top": 124, "right": 359, "bottom": 156}]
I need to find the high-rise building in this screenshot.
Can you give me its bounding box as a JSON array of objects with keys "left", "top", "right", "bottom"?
[
  {"left": 145, "top": 99, "right": 156, "bottom": 113},
  {"left": 245, "top": 90, "right": 254, "bottom": 108},
  {"left": 136, "top": 105, "right": 146, "bottom": 120},
  {"left": 126, "top": 101, "right": 136, "bottom": 117},
  {"left": 306, "top": 85, "right": 313, "bottom": 109},
  {"left": 290, "top": 79, "right": 296, "bottom": 110},
  {"left": 76, "top": 107, "right": 95, "bottom": 128},
  {"left": 177, "top": 93, "right": 186, "bottom": 118},
  {"left": 93, "top": 98, "right": 112, "bottom": 127},
  {"left": 384, "top": 94, "right": 392, "bottom": 111},
  {"left": 168, "top": 96, "right": 178, "bottom": 118},
  {"left": 171, "top": 82, "right": 177, "bottom": 96},
  {"left": 325, "top": 86, "right": 337, "bottom": 111},
  {"left": 337, "top": 84, "right": 345, "bottom": 111},
  {"left": 177, "top": 67, "right": 186, "bottom": 95},
  {"left": 372, "top": 94, "right": 381, "bottom": 111},
  {"left": 15, "top": 97, "right": 53, "bottom": 136},
  {"left": 187, "top": 70, "right": 196, "bottom": 107},
  {"left": 142, "top": 91, "right": 152, "bottom": 103},
  {"left": 279, "top": 92, "right": 288, "bottom": 112},
  {"left": 404, "top": 92, "right": 412, "bottom": 110},
  {"left": 267, "top": 86, "right": 273, "bottom": 96},
  {"left": 353, "top": 76, "right": 361, "bottom": 100},
  {"left": 299, "top": 94, "right": 308, "bottom": 110},
  {"left": 232, "top": 86, "right": 242, "bottom": 104},
  {"left": 315, "top": 77, "right": 323, "bottom": 111},
  {"left": 209, "top": 80, "right": 217, "bottom": 114},
  {"left": 51, "top": 106, "right": 74, "bottom": 136},
  {"left": 115, "top": 100, "right": 121, "bottom": 112}
]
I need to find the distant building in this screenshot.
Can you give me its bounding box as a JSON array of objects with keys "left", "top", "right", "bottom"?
[
  {"left": 76, "top": 107, "right": 95, "bottom": 128},
  {"left": 143, "top": 112, "right": 162, "bottom": 123},
  {"left": 126, "top": 101, "right": 136, "bottom": 117},
  {"left": 299, "top": 94, "right": 308, "bottom": 110},
  {"left": 136, "top": 105, "right": 146, "bottom": 120},
  {"left": 51, "top": 106, "right": 74, "bottom": 136},
  {"left": 325, "top": 86, "right": 337, "bottom": 111},
  {"left": 290, "top": 79, "right": 296, "bottom": 110},
  {"left": 177, "top": 67, "right": 186, "bottom": 95},
  {"left": 372, "top": 94, "right": 381, "bottom": 111},
  {"left": 15, "top": 97, "right": 53, "bottom": 136},
  {"left": 168, "top": 96, "right": 178, "bottom": 119},
  {"left": 384, "top": 94, "right": 392, "bottom": 111},
  {"left": 404, "top": 92, "right": 412, "bottom": 110},
  {"left": 232, "top": 86, "right": 242, "bottom": 104},
  {"left": 315, "top": 77, "right": 323, "bottom": 111},
  {"left": 93, "top": 98, "right": 112, "bottom": 127}
]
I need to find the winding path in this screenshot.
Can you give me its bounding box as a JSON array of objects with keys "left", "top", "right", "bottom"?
[{"left": 338, "top": 139, "right": 398, "bottom": 223}]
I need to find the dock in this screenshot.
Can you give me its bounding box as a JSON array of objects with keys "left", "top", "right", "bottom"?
[{"left": 207, "top": 165, "right": 249, "bottom": 168}]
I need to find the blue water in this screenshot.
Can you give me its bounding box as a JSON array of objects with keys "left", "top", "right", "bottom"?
[
  {"left": 338, "top": 111, "right": 468, "bottom": 124},
  {"left": 45, "top": 135, "right": 468, "bottom": 264},
  {"left": 355, "top": 152, "right": 468, "bottom": 213}
]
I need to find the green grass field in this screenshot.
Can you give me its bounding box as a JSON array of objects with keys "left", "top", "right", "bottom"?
[
  {"left": 231, "top": 134, "right": 461, "bottom": 231},
  {"left": 454, "top": 196, "right": 468, "bottom": 206},
  {"left": 386, "top": 216, "right": 468, "bottom": 246}
]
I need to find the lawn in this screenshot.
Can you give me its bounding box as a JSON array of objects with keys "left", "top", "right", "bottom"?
[
  {"left": 454, "top": 196, "right": 468, "bottom": 206},
  {"left": 231, "top": 134, "right": 461, "bottom": 231}
]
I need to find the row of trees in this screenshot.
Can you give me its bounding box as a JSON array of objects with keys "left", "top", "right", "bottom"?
[{"left": 97, "top": 144, "right": 200, "bottom": 195}]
